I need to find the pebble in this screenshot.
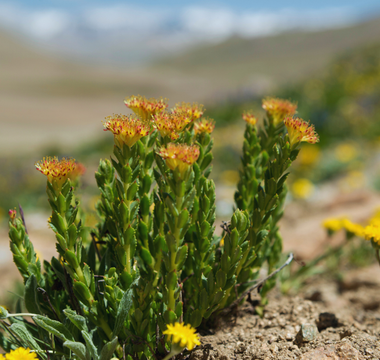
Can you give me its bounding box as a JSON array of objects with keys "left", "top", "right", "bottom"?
[
  {"left": 299, "top": 343, "right": 361, "bottom": 360},
  {"left": 297, "top": 323, "right": 319, "bottom": 343},
  {"left": 286, "top": 332, "right": 294, "bottom": 341},
  {"left": 317, "top": 312, "right": 339, "bottom": 331},
  {"left": 270, "top": 344, "right": 278, "bottom": 354}
]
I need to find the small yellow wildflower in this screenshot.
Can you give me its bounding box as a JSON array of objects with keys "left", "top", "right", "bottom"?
[
  {"left": 364, "top": 224, "right": 380, "bottom": 244},
  {"left": 284, "top": 117, "right": 319, "bottom": 147},
  {"left": 242, "top": 111, "right": 257, "bottom": 126},
  {"left": 194, "top": 117, "right": 215, "bottom": 135},
  {"left": 4, "top": 348, "right": 38, "bottom": 360},
  {"left": 163, "top": 322, "right": 200, "bottom": 351},
  {"left": 173, "top": 102, "right": 204, "bottom": 122},
  {"left": 335, "top": 142, "right": 358, "bottom": 163},
  {"left": 323, "top": 218, "right": 344, "bottom": 232},
  {"left": 298, "top": 145, "right": 320, "bottom": 166},
  {"left": 124, "top": 95, "right": 168, "bottom": 122},
  {"left": 158, "top": 143, "right": 200, "bottom": 178},
  {"left": 262, "top": 97, "right": 297, "bottom": 126},
  {"left": 292, "top": 178, "right": 314, "bottom": 199},
  {"left": 342, "top": 219, "right": 364, "bottom": 237},
  {"left": 35, "top": 157, "right": 78, "bottom": 190},
  {"left": 103, "top": 114, "right": 150, "bottom": 148}
]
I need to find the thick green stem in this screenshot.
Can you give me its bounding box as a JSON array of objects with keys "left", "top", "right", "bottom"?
[
  {"left": 99, "top": 318, "right": 114, "bottom": 341},
  {"left": 123, "top": 244, "right": 131, "bottom": 274}
]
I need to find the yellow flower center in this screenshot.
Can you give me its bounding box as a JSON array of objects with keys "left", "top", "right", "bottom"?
[
  {"left": 173, "top": 102, "right": 204, "bottom": 123},
  {"left": 194, "top": 117, "right": 215, "bottom": 135},
  {"left": 284, "top": 117, "right": 319, "bottom": 147},
  {"left": 103, "top": 114, "right": 150, "bottom": 148},
  {"left": 364, "top": 224, "right": 380, "bottom": 244},
  {"left": 35, "top": 157, "right": 78, "bottom": 190},
  {"left": 163, "top": 322, "right": 201, "bottom": 351},
  {"left": 3, "top": 347, "right": 38, "bottom": 360},
  {"left": 262, "top": 97, "right": 297, "bottom": 126},
  {"left": 242, "top": 111, "right": 257, "bottom": 126},
  {"left": 124, "top": 95, "right": 168, "bottom": 122},
  {"left": 158, "top": 143, "right": 200, "bottom": 178}
]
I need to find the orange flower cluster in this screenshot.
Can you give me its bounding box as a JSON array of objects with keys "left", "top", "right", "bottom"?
[
  {"left": 153, "top": 112, "right": 192, "bottom": 140},
  {"left": 262, "top": 97, "right": 297, "bottom": 126},
  {"left": 173, "top": 102, "right": 204, "bottom": 122},
  {"left": 35, "top": 157, "right": 79, "bottom": 189},
  {"left": 124, "top": 95, "right": 168, "bottom": 122},
  {"left": 103, "top": 114, "right": 150, "bottom": 148},
  {"left": 194, "top": 117, "right": 215, "bottom": 135},
  {"left": 284, "top": 117, "right": 319, "bottom": 147},
  {"left": 242, "top": 111, "right": 257, "bottom": 126},
  {"left": 159, "top": 143, "right": 200, "bottom": 178}
]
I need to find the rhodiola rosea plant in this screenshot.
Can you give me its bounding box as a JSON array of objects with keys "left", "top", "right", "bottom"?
[{"left": 1, "top": 96, "right": 318, "bottom": 360}]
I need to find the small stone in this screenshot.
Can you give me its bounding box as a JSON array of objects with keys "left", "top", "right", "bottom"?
[
  {"left": 300, "top": 343, "right": 361, "bottom": 360},
  {"left": 339, "top": 329, "right": 353, "bottom": 340},
  {"left": 268, "top": 335, "right": 276, "bottom": 344},
  {"left": 300, "top": 346, "right": 338, "bottom": 360},
  {"left": 296, "top": 323, "right": 319, "bottom": 343},
  {"left": 285, "top": 332, "right": 293, "bottom": 341},
  {"left": 235, "top": 341, "right": 246, "bottom": 353},
  {"left": 317, "top": 312, "right": 339, "bottom": 331},
  {"left": 270, "top": 344, "right": 278, "bottom": 354},
  {"left": 335, "top": 343, "right": 361, "bottom": 359}
]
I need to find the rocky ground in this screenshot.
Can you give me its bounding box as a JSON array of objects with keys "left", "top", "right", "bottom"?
[{"left": 189, "top": 269, "right": 380, "bottom": 359}]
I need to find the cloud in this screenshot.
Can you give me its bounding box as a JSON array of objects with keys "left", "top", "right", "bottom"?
[
  {"left": 0, "top": 2, "right": 361, "bottom": 62},
  {"left": 0, "top": 3, "right": 71, "bottom": 39},
  {"left": 83, "top": 5, "right": 171, "bottom": 32}
]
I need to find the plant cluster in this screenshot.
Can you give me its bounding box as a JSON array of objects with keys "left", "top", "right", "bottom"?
[{"left": 2, "top": 95, "right": 318, "bottom": 360}]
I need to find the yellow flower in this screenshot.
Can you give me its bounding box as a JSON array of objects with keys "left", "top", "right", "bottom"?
[
  {"left": 242, "top": 111, "right": 257, "bottom": 126},
  {"left": 262, "top": 97, "right": 297, "bottom": 126},
  {"left": 153, "top": 111, "right": 193, "bottom": 140},
  {"left": 158, "top": 143, "right": 200, "bottom": 178},
  {"left": 35, "top": 157, "right": 78, "bottom": 190},
  {"left": 298, "top": 145, "right": 320, "bottom": 166},
  {"left": 4, "top": 348, "right": 38, "bottom": 360},
  {"left": 364, "top": 224, "right": 380, "bottom": 244},
  {"left": 163, "top": 322, "right": 200, "bottom": 351},
  {"left": 323, "top": 218, "right": 344, "bottom": 232},
  {"left": 124, "top": 95, "right": 168, "bottom": 122},
  {"left": 173, "top": 102, "right": 204, "bottom": 122},
  {"left": 284, "top": 117, "right": 319, "bottom": 147},
  {"left": 292, "top": 178, "right": 314, "bottom": 199},
  {"left": 103, "top": 114, "right": 150, "bottom": 148},
  {"left": 342, "top": 219, "right": 364, "bottom": 237},
  {"left": 335, "top": 142, "right": 358, "bottom": 163},
  {"left": 194, "top": 117, "right": 215, "bottom": 135}
]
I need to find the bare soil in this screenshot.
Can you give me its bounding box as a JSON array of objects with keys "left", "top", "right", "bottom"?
[{"left": 190, "top": 272, "right": 380, "bottom": 360}]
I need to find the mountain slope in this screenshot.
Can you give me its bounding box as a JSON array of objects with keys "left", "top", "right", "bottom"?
[{"left": 152, "top": 16, "right": 380, "bottom": 89}]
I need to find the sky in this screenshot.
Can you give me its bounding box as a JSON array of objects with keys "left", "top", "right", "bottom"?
[
  {"left": 1, "top": 0, "right": 379, "bottom": 64},
  {"left": 8, "top": 0, "right": 380, "bottom": 12}
]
